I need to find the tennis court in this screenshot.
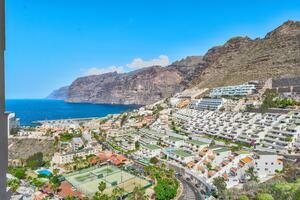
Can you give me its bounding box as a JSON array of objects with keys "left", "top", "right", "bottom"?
[{"left": 64, "top": 165, "right": 150, "bottom": 197}]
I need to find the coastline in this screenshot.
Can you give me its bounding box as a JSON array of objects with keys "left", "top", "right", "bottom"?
[{"left": 6, "top": 99, "right": 141, "bottom": 126}]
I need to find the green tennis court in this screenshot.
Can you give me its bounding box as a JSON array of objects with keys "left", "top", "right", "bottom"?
[{"left": 64, "top": 165, "right": 150, "bottom": 197}]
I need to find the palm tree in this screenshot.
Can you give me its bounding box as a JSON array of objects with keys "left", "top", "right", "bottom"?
[
  {"left": 127, "top": 186, "right": 148, "bottom": 200},
  {"left": 53, "top": 168, "right": 59, "bottom": 176},
  {"left": 112, "top": 186, "right": 125, "bottom": 200},
  {"left": 98, "top": 181, "right": 106, "bottom": 193},
  {"left": 246, "top": 167, "right": 259, "bottom": 182}
]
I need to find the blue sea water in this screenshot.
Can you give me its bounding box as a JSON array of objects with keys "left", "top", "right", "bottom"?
[{"left": 5, "top": 99, "right": 140, "bottom": 126}]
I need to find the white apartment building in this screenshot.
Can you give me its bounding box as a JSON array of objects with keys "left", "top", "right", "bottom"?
[
  {"left": 210, "top": 84, "right": 256, "bottom": 97},
  {"left": 140, "top": 143, "right": 162, "bottom": 158},
  {"left": 167, "top": 149, "right": 195, "bottom": 165},
  {"left": 190, "top": 98, "right": 225, "bottom": 111},
  {"left": 165, "top": 136, "right": 185, "bottom": 148},
  {"left": 7, "top": 112, "right": 19, "bottom": 135},
  {"left": 52, "top": 147, "right": 98, "bottom": 165},
  {"left": 72, "top": 137, "right": 84, "bottom": 151},
  {"left": 253, "top": 151, "right": 283, "bottom": 178},
  {"left": 262, "top": 112, "right": 300, "bottom": 152},
  {"left": 186, "top": 140, "right": 209, "bottom": 152}
]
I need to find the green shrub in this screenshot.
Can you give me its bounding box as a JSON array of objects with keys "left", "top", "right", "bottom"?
[
  {"left": 238, "top": 195, "right": 249, "bottom": 200},
  {"left": 256, "top": 193, "right": 274, "bottom": 200}
]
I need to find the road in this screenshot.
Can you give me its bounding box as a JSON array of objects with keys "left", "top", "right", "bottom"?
[{"left": 178, "top": 177, "right": 203, "bottom": 200}]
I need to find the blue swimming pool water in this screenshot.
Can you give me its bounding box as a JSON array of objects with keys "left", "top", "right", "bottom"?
[{"left": 37, "top": 169, "right": 52, "bottom": 176}]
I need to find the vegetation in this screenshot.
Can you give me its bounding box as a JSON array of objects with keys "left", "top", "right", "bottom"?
[
  {"left": 246, "top": 167, "right": 259, "bottom": 182},
  {"left": 212, "top": 177, "right": 227, "bottom": 198},
  {"left": 150, "top": 157, "right": 159, "bottom": 165},
  {"left": 98, "top": 181, "right": 106, "bottom": 193},
  {"left": 127, "top": 186, "right": 148, "bottom": 200},
  {"left": 59, "top": 133, "right": 74, "bottom": 142},
  {"left": 144, "top": 164, "right": 179, "bottom": 200},
  {"left": 49, "top": 175, "right": 61, "bottom": 194},
  {"left": 260, "top": 89, "right": 299, "bottom": 113},
  {"left": 238, "top": 195, "right": 249, "bottom": 200},
  {"left": 8, "top": 167, "right": 27, "bottom": 179},
  {"left": 7, "top": 178, "right": 20, "bottom": 192},
  {"left": 135, "top": 141, "right": 140, "bottom": 150},
  {"left": 256, "top": 193, "right": 274, "bottom": 200},
  {"left": 26, "top": 152, "right": 44, "bottom": 169},
  {"left": 223, "top": 177, "right": 300, "bottom": 199},
  {"left": 154, "top": 178, "right": 179, "bottom": 200}
]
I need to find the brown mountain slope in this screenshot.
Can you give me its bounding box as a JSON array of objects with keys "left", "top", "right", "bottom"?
[
  {"left": 50, "top": 20, "right": 300, "bottom": 105},
  {"left": 192, "top": 20, "right": 300, "bottom": 88}
]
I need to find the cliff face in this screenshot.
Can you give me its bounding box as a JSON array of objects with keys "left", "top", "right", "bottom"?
[
  {"left": 193, "top": 20, "right": 300, "bottom": 88},
  {"left": 66, "top": 60, "right": 204, "bottom": 104},
  {"left": 46, "top": 86, "right": 69, "bottom": 100},
  {"left": 49, "top": 20, "right": 300, "bottom": 105}
]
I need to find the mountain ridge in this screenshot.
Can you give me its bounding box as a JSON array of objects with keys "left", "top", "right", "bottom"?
[{"left": 48, "top": 20, "right": 300, "bottom": 105}]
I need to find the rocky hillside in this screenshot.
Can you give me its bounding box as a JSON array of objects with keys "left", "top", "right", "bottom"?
[
  {"left": 49, "top": 20, "right": 300, "bottom": 105},
  {"left": 8, "top": 138, "right": 55, "bottom": 160},
  {"left": 47, "top": 86, "right": 69, "bottom": 100},
  {"left": 66, "top": 59, "right": 204, "bottom": 104},
  {"left": 192, "top": 20, "right": 300, "bottom": 88}
]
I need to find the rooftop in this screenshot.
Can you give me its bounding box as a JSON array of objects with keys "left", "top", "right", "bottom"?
[
  {"left": 188, "top": 140, "right": 209, "bottom": 146},
  {"left": 173, "top": 149, "right": 193, "bottom": 157},
  {"left": 169, "top": 136, "right": 183, "bottom": 142},
  {"left": 212, "top": 147, "right": 230, "bottom": 153},
  {"left": 143, "top": 144, "right": 161, "bottom": 150}
]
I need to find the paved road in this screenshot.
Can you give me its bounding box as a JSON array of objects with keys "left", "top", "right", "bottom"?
[{"left": 178, "top": 177, "right": 203, "bottom": 200}]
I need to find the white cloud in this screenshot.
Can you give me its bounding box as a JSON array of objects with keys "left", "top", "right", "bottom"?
[
  {"left": 126, "top": 55, "right": 169, "bottom": 69},
  {"left": 84, "top": 66, "right": 124, "bottom": 76}
]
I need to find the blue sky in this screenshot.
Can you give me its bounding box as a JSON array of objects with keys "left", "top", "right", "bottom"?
[{"left": 5, "top": 0, "right": 300, "bottom": 99}]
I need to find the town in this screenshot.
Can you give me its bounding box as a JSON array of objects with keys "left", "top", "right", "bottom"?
[{"left": 7, "top": 76, "right": 300, "bottom": 200}]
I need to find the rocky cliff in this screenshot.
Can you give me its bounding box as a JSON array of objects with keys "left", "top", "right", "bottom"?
[
  {"left": 49, "top": 20, "right": 300, "bottom": 105},
  {"left": 193, "top": 20, "right": 300, "bottom": 88},
  {"left": 46, "top": 86, "right": 69, "bottom": 100}
]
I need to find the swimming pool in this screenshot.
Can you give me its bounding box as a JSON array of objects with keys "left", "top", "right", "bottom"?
[{"left": 37, "top": 169, "right": 52, "bottom": 176}]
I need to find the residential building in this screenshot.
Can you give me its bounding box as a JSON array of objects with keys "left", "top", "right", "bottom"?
[
  {"left": 253, "top": 151, "right": 283, "bottom": 178},
  {"left": 190, "top": 98, "right": 225, "bottom": 111},
  {"left": 52, "top": 147, "right": 98, "bottom": 165},
  {"left": 210, "top": 84, "right": 256, "bottom": 97},
  {"left": 71, "top": 137, "right": 84, "bottom": 151}
]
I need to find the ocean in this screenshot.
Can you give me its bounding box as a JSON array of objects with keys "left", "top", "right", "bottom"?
[{"left": 5, "top": 99, "right": 140, "bottom": 126}]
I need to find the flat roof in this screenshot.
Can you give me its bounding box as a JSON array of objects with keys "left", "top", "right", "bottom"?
[
  {"left": 212, "top": 147, "right": 230, "bottom": 153},
  {"left": 188, "top": 140, "right": 208, "bottom": 146},
  {"left": 143, "top": 144, "right": 161, "bottom": 150},
  {"left": 173, "top": 149, "right": 193, "bottom": 157},
  {"left": 169, "top": 136, "right": 183, "bottom": 142}
]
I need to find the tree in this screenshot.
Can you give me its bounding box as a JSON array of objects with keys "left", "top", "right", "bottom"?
[
  {"left": 246, "top": 167, "right": 258, "bottom": 182},
  {"left": 154, "top": 178, "right": 179, "bottom": 200},
  {"left": 53, "top": 168, "right": 59, "bottom": 176},
  {"left": 8, "top": 167, "right": 26, "bottom": 179},
  {"left": 98, "top": 181, "right": 106, "bottom": 193},
  {"left": 256, "top": 193, "right": 274, "bottom": 200},
  {"left": 206, "top": 163, "right": 212, "bottom": 171},
  {"left": 135, "top": 141, "right": 140, "bottom": 150},
  {"left": 50, "top": 176, "right": 61, "bottom": 194},
  {"left": 26, "top": 152, "right": 44, "bottom": 169},
  {"left": 7, "top": 179, "right": 20, "bottom": 192},
  {"left": 128, "top": 186, "right": 148, "bottom": 200},
  {"left": 31, "top": 178, "right": 46, "bottom": 189},
  {"left": 212, "top": 177, "right": 227, "bottom": 197},
  {"left": 112, "top": 186, "right": 125, "bottom": 200},
  {"left": 93, "top": 192, "right": 111, "bottom": 200},
  {"left": 150, "top": 157, "right": 159, "bottom": 165},
  {"left": 238, "top": 195, "right": 249, "bottom": 200}
]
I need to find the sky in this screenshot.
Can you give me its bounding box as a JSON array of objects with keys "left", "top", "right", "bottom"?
[{"left": 5, "top": 0, "right": 300, "bottom": 99}]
